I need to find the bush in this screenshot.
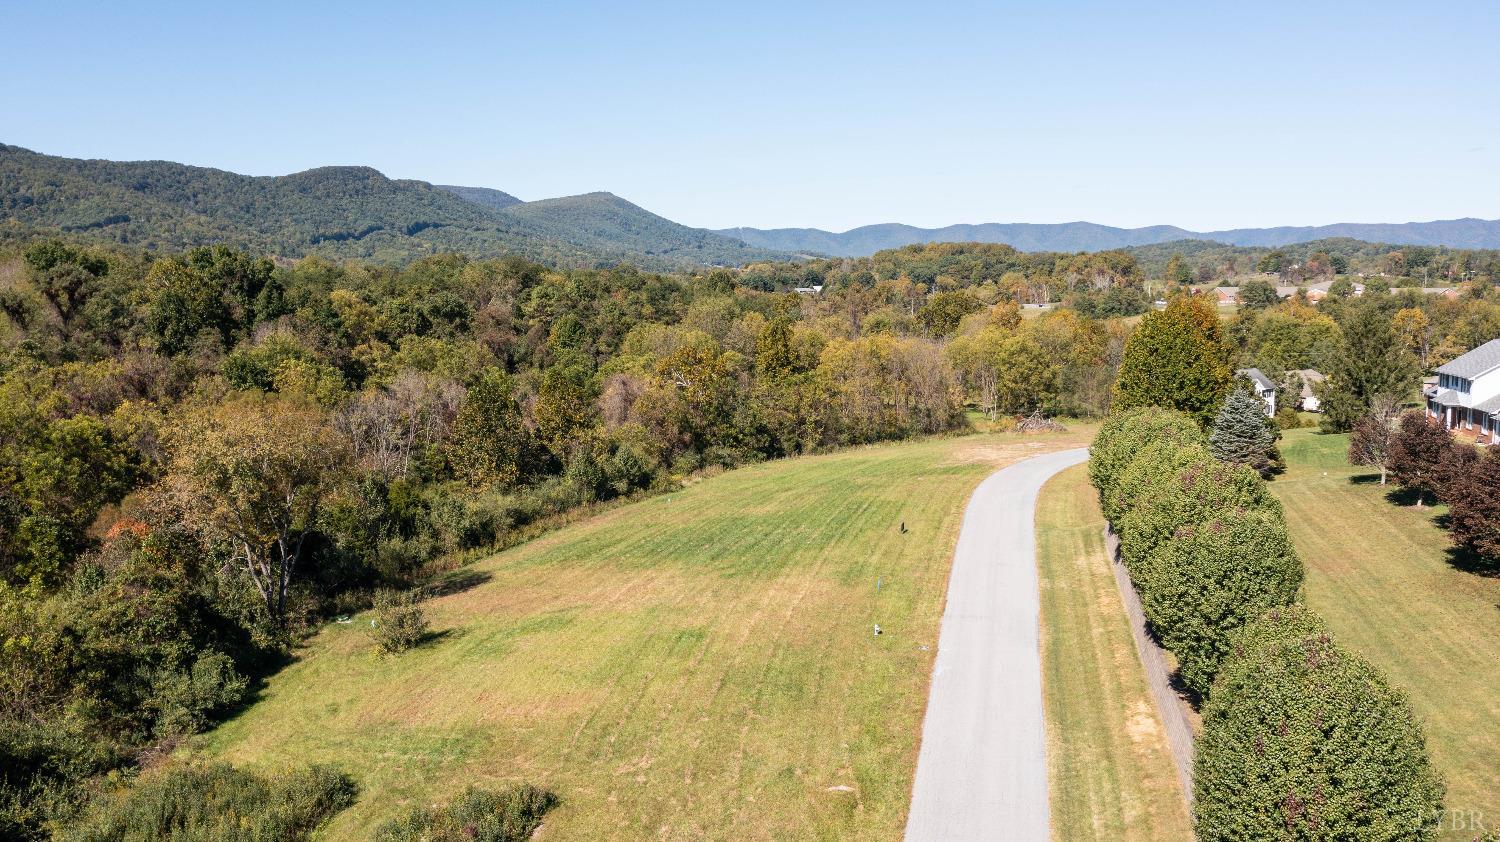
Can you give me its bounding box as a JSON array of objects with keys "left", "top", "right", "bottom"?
[
  {"left": 1088, "top": 407, "right": 1204, "bottom": 522},
  {"left": 1116, "top": 449, "right": 1278, "bottom": 575},
  {"left": 371, "top": 589, "right": 429, "bottom": 653},
  {"left": 1137, "top": 507, "right": 1303, "bottom": 696},
  {"left": 1195, "top": 608, "right": 1444, "bottom": 841},
  {"left": 58, "top": 762, "right": 357, "bottom": 841},
  {"left": 1108, "top": 440, "right": 1212, "bottom": 544},
  {"left": 373, "top": 785, "right": 558, "bottom": 842}
]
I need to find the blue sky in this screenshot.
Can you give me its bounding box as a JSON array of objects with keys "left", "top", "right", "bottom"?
[{"left": 5, "top": 1, "right": 1499, "bottom": 231}]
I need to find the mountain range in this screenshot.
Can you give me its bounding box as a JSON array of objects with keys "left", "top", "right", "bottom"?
[
  {"left": 717, "top": 218, "right": 1500, "bottom": 257},
  {"left": 0, "top": 144, "right": 793, "bottom": 271},
  {"left": 5, "top": 143, "right": 1500, "bottom": 270}
]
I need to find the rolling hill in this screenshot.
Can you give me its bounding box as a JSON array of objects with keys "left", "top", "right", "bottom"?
[
  {"left": 719, "top": 217, "right": 1500, "bottom": 257},
  {"left": 0, "top": 144, "right": 791, "bottom": 271}
]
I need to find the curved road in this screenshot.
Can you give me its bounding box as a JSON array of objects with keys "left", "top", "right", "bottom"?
[{"left": 905, "top": 447, "right": 1089, "bottom": 842}]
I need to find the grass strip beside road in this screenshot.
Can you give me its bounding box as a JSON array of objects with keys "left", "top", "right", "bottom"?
[{"left": 1036, "top": 464, "right": 1193, "bottom": 841}]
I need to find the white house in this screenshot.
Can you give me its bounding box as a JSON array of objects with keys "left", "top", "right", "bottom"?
[
  {"left": 1237, "top": 368, "right": 1277, "bottom": 417},
  {"left": 1424, "top": 338, "right": 1500, "bottom": 443}
]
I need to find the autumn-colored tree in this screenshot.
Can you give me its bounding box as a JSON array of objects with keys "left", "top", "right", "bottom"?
[
  {"left": 164, "top": 394, "right": 351, "bottom": 626},
  {"left": 1164, "top": 252, "right": 1191, "bottom": 286},
  {"left": 1112, "top": 296, "right": 1232, "bottom": 425},
  {"left": 1388, "top": 411, "right": 1454, "bottom": 507},
  {"left": 1447, "top": 448, "right": 1500, "bottom": 562},
  {"left": 1391, "top": 307, "right": 1433, "bottom": 367}
]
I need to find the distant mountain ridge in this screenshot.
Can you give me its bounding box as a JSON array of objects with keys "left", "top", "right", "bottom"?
[
  {"left": 718, "top": 217, "right": 1500, "bottom": 257},
  {"left": 0, "top": 144, "right": 793, "bottom": 271}
]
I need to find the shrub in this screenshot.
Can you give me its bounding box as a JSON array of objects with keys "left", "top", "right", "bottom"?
[
  {"left": 1196, "top": 608, "right": 1444, "bottom": 841},
  {"left": 58, "top": 762, "right": 357, "bottom": 841},
  {"left": 371, "top": 589, "right": 429, "bottom": 653},
  {"left": 1137, "top": 507, "right": 1303, "bottom": 696},
  {"left": 1088, "top": 407, "right": 1204, "bottom": 522},
  {"left": 373, "top": 785, "right": 559, "bottom": 842},
  {"left": 1116, "top": 451, "right": 1278, "bottom": 576},
  {"left": 1108, "top": 440, "right": 1212, "bottom": 545}
]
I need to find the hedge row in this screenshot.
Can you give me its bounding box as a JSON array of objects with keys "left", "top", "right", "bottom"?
[
  {"left": 1092, "top": 407, "right": 1297, "bottom": 694},
  {"left": 1089, "top": 407, "right": 1444, "bottom": 840}
]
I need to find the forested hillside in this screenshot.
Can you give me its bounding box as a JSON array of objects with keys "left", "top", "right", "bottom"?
[{"left": 0, "top": 145, "right": 791, "bottom": 271}]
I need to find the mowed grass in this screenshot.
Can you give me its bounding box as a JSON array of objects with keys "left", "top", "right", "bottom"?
[
  {"left": 1274, "top": 428, "right": 1500, "bottom": 836},
  {"left": 1036, "top": 465, "right": 1192, "bottom": 841},
  {"left": 198, "top": 428, "right": 1093, "bottom": 839}
]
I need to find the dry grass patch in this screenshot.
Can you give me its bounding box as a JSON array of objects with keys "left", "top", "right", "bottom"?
[
  {"left": 1036, "top": 464, "right": 1192, "bottom": 841},
  {"left": 197, "top": 427, "right": 1094, "bottom": 840}
]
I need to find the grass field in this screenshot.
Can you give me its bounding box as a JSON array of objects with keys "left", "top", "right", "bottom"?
[
  {"left": 1035, "top": 465, "right": 1192, "bottom": 841},
  {"left": 197, "top": 428, "right": 1093, "bottom": 839},
  {"left": 1275, "top": 428, "right": 1500, "bottom": 837}
]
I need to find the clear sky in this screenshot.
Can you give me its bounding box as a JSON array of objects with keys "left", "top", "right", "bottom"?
[{"left": 5, "top": 0, "right": 1499, "bottom": 232}]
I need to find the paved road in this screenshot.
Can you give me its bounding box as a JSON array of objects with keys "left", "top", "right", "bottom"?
[{"left": 905, "top": 447, "right": 1089, "bottom": 842}]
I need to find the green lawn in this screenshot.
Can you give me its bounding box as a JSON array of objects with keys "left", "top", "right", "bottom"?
[
  {"left": 1273, "top": 428, "right": 1500, "bottom": 838},
  {"left": 197, "top": 428, "right": 1093, "bottom": 839},
  {"left": 1036, "top": 465, "right": 1192, "bottom": 841}
]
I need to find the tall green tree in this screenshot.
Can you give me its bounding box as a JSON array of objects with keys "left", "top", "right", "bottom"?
[
  {"left": 446, "top": 368, "right": 541, "bottom": 489},
  {"left": 1319, "top": 304, "right": 1418, "bottom": 432},
  {"left": 1112, "top": 297, "right": 1232, "bottom": 425}
]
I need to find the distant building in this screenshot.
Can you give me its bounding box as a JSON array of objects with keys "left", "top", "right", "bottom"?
[
  {"left": 1236, "top": 368, "right": 1278, "bottom": 417},
  {"left": 1291, "top": 369, "right": 1325, "bottom": 412},
  {"left": 793, "top": 285, "right": 824, "bottom": 295},
  {"left": 1424, "top": 338, "right": 1500, "bottom": 443},
  {"left": 1214, "top": 287, "right": 1240, "bottom": 305}
]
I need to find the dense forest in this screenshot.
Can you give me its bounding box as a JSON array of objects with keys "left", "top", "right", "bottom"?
[
  {"left": 0, "top": 145, "right": 793, "bottom": 271},
  {"left": 1125, "top": 236, "right": 1500, "bottom": 286},
  {"left": 2, "top": 227, "right": 1498, "bottom": 836}
]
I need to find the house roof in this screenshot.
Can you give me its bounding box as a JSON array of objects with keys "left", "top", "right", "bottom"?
[
  {"left": 1431, "top": 388, "right": 1464, "bottom": 406},
  {"left": 1475, "top": 394, "right": 1500, "bottom": 416},
  {"left": 1292, "top": 369, "right": 1324, "bottom": 399},
  {"left": 1435, "top": 338, "right": 1500, "bottom": 379},
  {"left": 1237, "top": 367, "right": 1276, "bottom": 391}
]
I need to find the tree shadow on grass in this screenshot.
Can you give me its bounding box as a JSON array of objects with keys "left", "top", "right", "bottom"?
[
  {"left": 1445, "top": 545, "right": 1500, "bottom": 579},
  {"left": 413, "top": 627, "right": 460, "bottom": 649},
  {"left": 1347, "top": 472, "right": 1389, "bottom": 486},
  {"left": 1381, "top": 486, "right": 1428, "bottom": 507},
  {"left": 424, "top": 569, "right": 493, "bottom": 598}
]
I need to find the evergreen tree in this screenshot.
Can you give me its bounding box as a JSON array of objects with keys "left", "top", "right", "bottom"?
[
  {"left": 1319, "top": 304, "right": 1418, "bottom": 432},
  {"left": 1209, "top": 389, "right": 1279, "bottom": 475},
  {"left": 1112, "top": 297, "right": 1232, "bottom": 425}
]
